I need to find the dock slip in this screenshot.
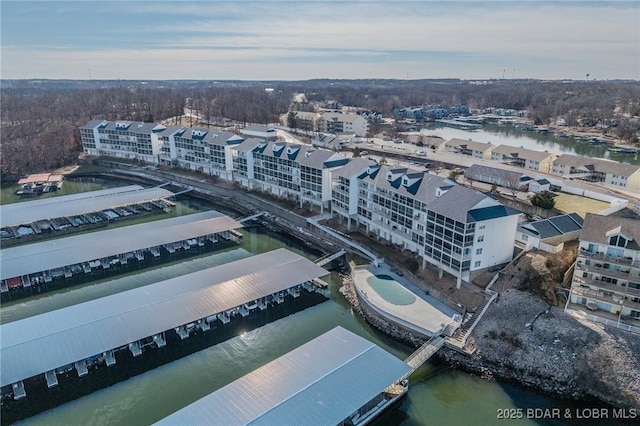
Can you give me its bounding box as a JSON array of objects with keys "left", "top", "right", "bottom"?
[
  {"left": 1, "top": 211, "right": 242, "bottom": 285},
  {"left": 155, "top": 327, "right": 411, "bottom": 426},
  {"left": 0, "top": 185, "right": 174, "bottom": 228},
  {"left": 0, "top": 248, "right": 329, "bottom": 397}
]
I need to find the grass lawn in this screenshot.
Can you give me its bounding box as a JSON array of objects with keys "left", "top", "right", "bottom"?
[{"left": 553, "top": 192, "right": 610, "bottom": 218}]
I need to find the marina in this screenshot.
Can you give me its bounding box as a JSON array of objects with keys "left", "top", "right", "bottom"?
[
  {"left": 0, "top": 211, "right": 243, "bottom": 300},
  {"left": 0, "top": 248, "right": 329, "bottom": 420},
  {"left": 0, "top": 185, "right": 177, "bottom": 246},
  {"left": 156, "top": 326, "right": 411, "bottom": 426}
]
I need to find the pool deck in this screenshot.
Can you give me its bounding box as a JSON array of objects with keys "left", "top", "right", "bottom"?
[{"left": 353, "top": 265, "right": 459, "bottom": 338}]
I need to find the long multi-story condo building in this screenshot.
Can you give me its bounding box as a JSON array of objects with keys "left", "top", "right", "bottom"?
[
  {"left": 332, "top": 161, "right": 520, "bottom": 287},
  {"left": 229, "top": 139, "right": 348, "bottom": 212},
  {"left": 567, "top": 214, "right": 640, "bottom": 331},
  {"left": 80, "top": 120, "right": 167, "bottom": 163}
]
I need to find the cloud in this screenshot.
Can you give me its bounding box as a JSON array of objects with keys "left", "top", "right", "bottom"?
[{"left": 1, "top": 1, "right": 638, "bottom": 80}]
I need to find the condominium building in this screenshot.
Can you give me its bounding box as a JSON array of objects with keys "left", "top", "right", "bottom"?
[
  {"left": 79, "top": 119, "right": 166, "bottom": 162},
  {"left": 567, "top": 214, "right": 640, "bottom": 330},
  {"left": 231, "top": 140, "right": 348, "bottom": 212},
  {"left": 551, "top": 154, "right": 640, "bottom": 192},
  {"left": 490, "top": 146, "right": 557, "bottom": 174},
  {"left": 317, "top": 112, "right": 369, "bottom": 137},
  {"left": 332, "top": 163, "right": 520, "bottom": 286},
  {"left": 438, "top": 138, "right": 494, "bottom": 160},
  {"left": 157, "top": 127, "right": 243, "bottom": 178}
]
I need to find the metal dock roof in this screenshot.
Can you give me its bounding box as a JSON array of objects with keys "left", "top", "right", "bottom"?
[
  {"left": 0, "top": 248, "right": 329, "bottom": 387},
  {"left": 156, "top": 326, "right": 412, "bottom": 426},
  {"left": 0, "top": 185, "right": 174, "bottom": 228},
  {"left": 1, "top": 211, "right": 242, "bottom": 280}
]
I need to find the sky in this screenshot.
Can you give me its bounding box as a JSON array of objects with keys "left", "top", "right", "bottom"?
[{"left": 1, "top": 1, "right": 638, "bottom": 81}]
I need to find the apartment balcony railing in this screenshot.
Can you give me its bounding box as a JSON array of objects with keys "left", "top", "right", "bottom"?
[
  {"left": 571, "top": 287, "right": 640, "bottom": 311},
  {"left": 579, "top": 249, "right": 640, "bottom": 267},
  {"left": 572, "top": 276, "right": 640, "bottom": 297},
  {"left": 575, "top": 262, "right": 640, "bottom": 283}
]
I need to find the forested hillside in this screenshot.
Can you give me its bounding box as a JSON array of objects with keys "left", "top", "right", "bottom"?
[{"left": 1, "top": 79, "right": 638, "bottom": 182}]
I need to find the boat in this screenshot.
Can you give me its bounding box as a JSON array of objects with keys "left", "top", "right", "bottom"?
[{"left": 607, "top": 146, "right": 638, "bottom": 154}]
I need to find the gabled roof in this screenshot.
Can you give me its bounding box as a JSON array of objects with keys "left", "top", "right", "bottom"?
[
  {"left": 554, "top": 154, "right": 640, "bottom": 177},
  {"left": 443, "top": 138, "right": 493, "bottom": 152},
  {"left": 231, "top": 137, "right": 265, "bottom": 154},
  {"left": 492, "top": 145, "right": 556, "bottom": 162},
  {"left": 298, "top": 149, "right": 348, "bottom": 169},
  {"left": 466, "top": 164, "right": 532, "bottom": 183},
  {"left": 332, "top": 158, "right": 376, "bottom": 179},
  {"left": 580, "top": 213, "right": 640, "bottom": 250}
]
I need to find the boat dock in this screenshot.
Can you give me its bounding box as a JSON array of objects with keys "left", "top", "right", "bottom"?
[
  {"left": 0, "top": 211, "right": 242, "bottom": 297},
  {"left": 0, "top": 248, "right": 329, "bottom": 400},
  {"left": 0, "top": 185, "right": 176, "bottom": 245},
  {"left": 155, "top": 326, "right": 412, "bottom": 426}
]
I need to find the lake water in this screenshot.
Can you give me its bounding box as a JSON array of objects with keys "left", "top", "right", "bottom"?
[
  {"left": 2, "top": 181, "right": 621, "bottom": 426},
  {"left": 423, "top": 124, "right": 640, "bottom": 165}
]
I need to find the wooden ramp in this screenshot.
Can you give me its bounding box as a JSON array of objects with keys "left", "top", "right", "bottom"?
[{"left": 402, "top": 335, "right": 446, "bottom": 378}]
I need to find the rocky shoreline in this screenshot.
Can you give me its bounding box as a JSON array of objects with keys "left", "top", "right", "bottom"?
[{"left": 339, "top": 276, "right": 640, "bottom": 409}]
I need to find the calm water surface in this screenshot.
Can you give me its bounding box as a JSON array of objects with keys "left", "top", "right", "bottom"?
[{"left": 424, "top": 124, "right": 640, "bottom": 165}]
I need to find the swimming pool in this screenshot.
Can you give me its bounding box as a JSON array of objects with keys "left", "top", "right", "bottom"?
[{"left": 366, "top": 274, "right": 416, "bottom": 305}]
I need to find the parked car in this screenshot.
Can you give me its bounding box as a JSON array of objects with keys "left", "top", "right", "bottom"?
[{"left": 416, "top": 150, "right": 427, "bottom": 156}]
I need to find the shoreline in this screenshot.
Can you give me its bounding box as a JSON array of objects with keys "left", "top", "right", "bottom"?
[{"left": 338, "top": 275, "right": 640, "bottom": 409}]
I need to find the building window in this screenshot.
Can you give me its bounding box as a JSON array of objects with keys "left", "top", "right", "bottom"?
[
  {"left": 522, "top": 234, "right": 528, "bottom": 242},
  {"left": 477, "top": 235, "right": 484, "bottom": 242},
  {"left": 478, "top": 224, "right": 486, "bottom": 230},
  {"left": 476, "top": 248, "right": 483, "bottom": 255},
  {"left": 474, "top": 261, "right": 481, "bottom": 267}
]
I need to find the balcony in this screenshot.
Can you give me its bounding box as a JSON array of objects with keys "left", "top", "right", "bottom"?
[
  {"left": 572, "top": 275, "right": 640, "bottom": 297},
  {"left": 575, "top": 262, "right": 639, "bottom": 283},
  {"left": 571, "top": 287, "right": 640, "bottom": 311},
  {"left": 579, "top": 248, "right": 639, "bottom": 267}
]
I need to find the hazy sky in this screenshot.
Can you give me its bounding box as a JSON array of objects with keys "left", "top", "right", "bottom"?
[{"left": 1, "top": 1, "right": 638, "bottom": 80}]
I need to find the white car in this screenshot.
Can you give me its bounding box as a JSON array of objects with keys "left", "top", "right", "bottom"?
[{"left": 415, "top": 150, "right": 427, "bottom": 156}]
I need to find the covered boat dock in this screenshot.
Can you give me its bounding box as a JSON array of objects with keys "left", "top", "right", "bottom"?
[
  {"left": 155, "top": 326, "right": 412, "bottom": 426},
  {"left": 1, "top": 211, "right": 242, "bottom": 294},
  {"left": 0, "top": 185, "right": 176, "bottom": 243},
  {"left": 0, "top": 248, "right": 329, "bottom": 400}
]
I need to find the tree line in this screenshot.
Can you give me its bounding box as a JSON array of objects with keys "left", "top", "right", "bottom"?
[{"left": 1, "top": 79, "right": 638, "bottom": 182}]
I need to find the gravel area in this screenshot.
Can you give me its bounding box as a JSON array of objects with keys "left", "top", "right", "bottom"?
[{"left": 440, "top": 289, "right": 640, "bottom": 408}]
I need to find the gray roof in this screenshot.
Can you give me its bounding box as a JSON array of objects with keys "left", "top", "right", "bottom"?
[
  {"left": 466, "top": 164, "right": 531, "bottom": 184},
  {"left": 520, "top": 213, "right": 584, "bottom": 239},
  {"left": 554, "top": 154, "right": 640, "bottom": 177},
  {"left": 332, "top": 157, "right": 375, "bottom": 179},
  {"left": 363, "top": 164, "right": 506, "bottom": 223},
  {"left": 428, "top": 185, "right": 494, "bottom": 223},
  {"left": 156, "top": 326, "right": 411, "bottom": 426},
  {"left": 231, "top": 138, "right": 265, "bottom": 154},
  {"left": 0, "top": 248, "right": 328, "bottom": 387},
  {"left": 1, "top": 211, "right": 242, "bottom": 280},
  {"left": 580, "top": 213, "right": 640, "bottom": 250},
  {"left": 319, "top": 112, "right": 364, "bottom": 123},
  {"left": 0, "top": 186, "right": 174, "bottom": 228},
  {"left": 444, "top": 138, "right": 493, "bottom": 152},
  {"left": 298, "top": 148, "right": 348, "bottom": 169}
]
